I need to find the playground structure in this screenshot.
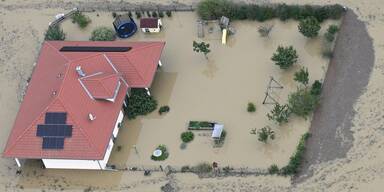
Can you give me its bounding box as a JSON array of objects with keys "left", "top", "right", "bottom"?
[
  {"left": 113, "top": 14, "right": 138, "bottom": 38},
  {"left": 49, "top": 8, "right": 78, "bottom": 26},
  {"left": 262, "top": 77, "right": 284, "bottom": 105}
]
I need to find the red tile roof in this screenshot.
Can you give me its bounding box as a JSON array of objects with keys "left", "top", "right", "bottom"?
[
  {"left": 3, "top": 41, "right": 165, "bottom": 160},
  {"left": 140, "top": 18, "right": 159, "bottom": 28}
]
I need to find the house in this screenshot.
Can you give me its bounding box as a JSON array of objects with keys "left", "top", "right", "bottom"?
[
  {"left": 140, "top": 18, "right": 162, "bottom": 33},
  {"left": 3, "top": 41, "right": 165, "bottom": 170}
]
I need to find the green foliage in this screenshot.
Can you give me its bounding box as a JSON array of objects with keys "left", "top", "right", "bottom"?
[
  {"left": 196, "top": 0, "right": 345, "bottom": 21},
  {"left": 135, "top": 11, "right": 142, "bottom": 18},
  {"left": 125, "top": 89, "right": 158, "bottom": 119},
  {"left": 271, "top": 46, "right": 298, "bottom": 69},
  {"left": 298, "top": 16, "right": 321, "bottom": 38},
  {"left": 324, "top": 24, "right": 339, "bottom": 42},
  {"left": 294, "top": 67, "right": 309, "bottom": 86},
  {"left": 251, "top": 126, "right": 275, "bottom": 143},
  {"left": 146, "top": 11, "right": 151, "bottom": 17},
  {"left": 181, "top": 165, "right": 190, "bottom": 172},
  {"left": 151, "top": 145, "right": 169, "bottom": 161},
  {"left": 258, "top": 25, "right": 273, "bottom": 37},
  {"left": 159, "top": 11, "right": 164, "bottom": 18},
  {"left": 267, "top": 104, "right": 291, "bottom": 125},
  {"left": 322, "top": 49, "right": 333, "bottom": 58},
  {"left": 193, "top": 41, "right": 211, "bottom": 59},
  {"left": 310, "top": 80, "right": 322, "bottom": 96},
  {"left": 44, "top": 25, "right": 65, "bottom": 40},
  {"left": 90, "top": 27, "right": 116, "bottom": 41},
  {"left": 112, "top": 12, "right": 117, "bottom": 18},
  {"left": 71, "top": 11, "right": 91, "bottom": 28},
  {"left": 166, "top": 10, "right": 172, "bottom": 17},
  {"left": 152, "top": 11, "right": 158, "bottom": 18},
  {"left": 192, "top": 162, "right": 212, "bottom": 173},
  {"left": 158, "top": 105, "right": 170, "bottom": 115},
  {"left": 214, "top": 130, "right": 227, "bottom": 146},
  {"left": 268, "top": 164, "right": 280, "bottom": 174},
  {"left": 288, "top": 88, "right": 319, "bottom": 119},
  {"left": 181, "top": 131, "right": 194, "bottom": 143},
  {"left": 247, "top": 102, "right": 256, "bottom": 112},
  {"left": 281, "top": 133, "right": 310, "bottom": 175}
]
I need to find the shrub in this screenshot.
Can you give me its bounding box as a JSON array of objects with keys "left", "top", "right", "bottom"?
[
  {"left": 125, "top": 89, "right": 158, "bottom": 119},
  {"left": 128, "top": 11, "right": 132, "bottom": 17},
  {"left": 166, "top": 10, "right": 172, "bottom": 17},
  {"left": 193, "top": 41, "right": 211, "bottom": 59},
  {"left": 192, "top": 162, "right": 212, "bottom": 173},
  {"left": 112, "top": 12, "right": 117, "bottom": 18},
  {"left": 159, "top": 11, "right": 164, "bottom": 18},
  {"left": 197, "top": 0, "right": 235, "bottom": 20},
  {"left": 250, "top": 126, "right": 275, "bottom": 143},
  {"left": 181, "top": 166, "right": 190, "bottom": 172},
  {"left": 44, "top": 25, "right": 65, "bottom": 40},
  {"left": 294, "top": 67, "right": 309, "bottom": 86},
  {"left": 151, "top": 145, "right": 169, "bottom": 161},
  {"left": 222, "top": 166, "right": 233, "bottom": 174},
  {"left": 135, "top": 11, "right": 142, "bottom": 18},
  {"left": 258, "top": 25, "right": 273, "bottom": 37},
  {"left": 322, "top": 49, "right": 333, "bottom": 58},
  {"left": 271, "top": 46, "right": 298, "bottom": 69},
  {"left": 158, "top": 105, "right": 170, "bottom": 115},
  {"left": 288, "top": 88, "right": 319, "bottom": 119},
  {"left": 71, "top": 11, "right": 91, "bottom": 28},
  {"left": 247, "top": 102, "right": 256, "bottom": 112},
  {"left": 324, "top": 24, "right": 339, "bottom": 42},
  {"left": 268, "top": 164, "right": 279, "bottom": 174},
  {"left": 276, "top": 4, "right": 290, "bottom": 21},
  {"left": 233, "top": 5, "right": 248, "bottom": 20},
  {"left": 146, "top": 11, "right": 151, "bottom": 17},
  {"left": 281, "top": 133, "right": 310, "bottom": 175},
  {"left": 298, "top": 16, "right": 321, "bottom": 38},
  {"left": 152, "top": 11, "right": 158, "bottom": 18},
  {"left": 267, "top": 103, "right": 291, "bottom": 125},
  {"left": 310, "top": 80, "right": 322, "bottom": 96},
  {"left": 90, "top": 27, "right": 116, "bottom": 41},
  {"left": 181, "top": 131, "right": 194, "bottom": 143}
]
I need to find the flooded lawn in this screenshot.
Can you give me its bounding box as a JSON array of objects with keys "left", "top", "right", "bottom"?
[{"left": 62, "top": 12, "right": 338, "bottom": 169}]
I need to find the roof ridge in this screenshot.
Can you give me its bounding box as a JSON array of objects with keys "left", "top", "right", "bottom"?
[{"left": 46, "top": 41, "right": 71, "bottom": 62}]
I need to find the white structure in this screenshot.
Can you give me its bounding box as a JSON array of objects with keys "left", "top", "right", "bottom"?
[{"left": 140, "top": 18, "right": 162, "bottom": 33}]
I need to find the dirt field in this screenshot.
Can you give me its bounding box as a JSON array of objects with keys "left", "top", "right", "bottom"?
[{"left": 0, "top": 0, "right": 384, "bottom": 192}]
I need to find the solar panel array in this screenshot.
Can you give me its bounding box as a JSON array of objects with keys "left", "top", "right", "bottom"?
[
  {"left": 59, "top": 46, "right": 132, "bottom": 52},
  {"left": 37, "top": 112, "right": 72, "bottom": 150}
]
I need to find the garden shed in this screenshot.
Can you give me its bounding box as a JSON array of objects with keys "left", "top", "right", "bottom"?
[{"left": 140, "top": 18, "right": 162, "bottom": 33}]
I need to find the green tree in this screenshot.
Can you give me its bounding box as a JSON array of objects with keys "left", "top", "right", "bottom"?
[
  {"left": 294, "top": 67, "right": 309, "bottom": 86},
  {"left": 181, "top": 131, "right": 194, "bottom": 143},
  {"left": 71, "top": 11, "right": 91, "bottom": 29},
  {"left": 271, "top": 46, "right": 298, "bottom": 69},
  {"left": 267, "top": 103, "right": 291, "bottom": 125},
  {"left": 298, "top": 16, "right": 321, "bottom": 38},
  {"left": 125, "top": 89, "right": 158, "bottom": 119},
  {"left": 90, "top": 27, "right": 116, "bottom": 41},
  {"left": 193, "top": 41, "right": 211, "bottom": 59},
  {"left": 44, "top": 25, "right": 65, "bottom": 40},
  {"left": 251, "top": 126, "right": 275, "bottom": 143},
  {"left": 288, "top": 88, "right": 319, "bottom": 119},
  {"left": 310, "top": 80, "right": 322, "bottom": 96},
  {"left": 324, "top": 24, "right": 339, "bottom": 42}
]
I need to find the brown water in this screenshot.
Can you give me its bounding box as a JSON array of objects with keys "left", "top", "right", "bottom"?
[{"left": 62, "top": 12, "right": 337, "bottom": 168}]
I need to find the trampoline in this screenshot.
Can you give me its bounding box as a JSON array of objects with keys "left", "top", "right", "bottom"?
[{"left": 113, "top": 15, "right": 137, "bottom": 38}]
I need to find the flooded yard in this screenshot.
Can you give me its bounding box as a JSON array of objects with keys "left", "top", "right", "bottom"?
[{"left": 60, "top": 11, "right": 338, "bottom": 169}]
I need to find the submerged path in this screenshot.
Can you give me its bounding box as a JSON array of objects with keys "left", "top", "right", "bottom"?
[{"left": 295, "top": 10, "right": 374, "bottom": 182}]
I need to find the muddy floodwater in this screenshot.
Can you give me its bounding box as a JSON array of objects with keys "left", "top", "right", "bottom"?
[{"left": 60, "top": 12, "right": 337, "bottom": 169}]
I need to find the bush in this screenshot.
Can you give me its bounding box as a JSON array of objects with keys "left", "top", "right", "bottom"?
[
  {"left": 322, "top": 49, "right": 333, "bottom": 58},
  {"left": 71, "top": 11, "right": 91, "bottom": 28},
  {"left": 251, "top": 126, "right": 275, "bottom": 143},
  {"left": 152, "top": 11, "right": 158, "bottom": 18},
  {"left": 276, "top": 4, "right": 290, "bottom": 21},
  {"left": 294, "top": 67, "right": 309, "bottom": 86},
  {"left": 324, "top": 24, "right": 339, "bottom": 42},
  {"left": 166, "top": 10, "right": 172, "bottom": 17},
  {"left": 135, "top": 11, "right": 142, "bottom": 18},
  {"left": 298, "top": 16, "right": 321, "bottom": 38},
  {"left": 151, "top": 145, "right": 169, "bottom": 161},
  {"left": 158, "top": 105, "right": 170, "bottom": 115},
  {"left": 44, "top": 25, "right": 65, "bottom": 40},
  {"left": 181, "top": 166, "right": 190, "bottom": 172},
  {"left": 310, "top": 80, "right": 322, "bottom": 96},
  {"left": 125, "top": 89, "right": 158, "bottom": 119},
  {"left": 90, "top": 27, "right": 116, "bottom": 41},
  {"left": 258, "top": 25, "right": 273, "bottom": 37},
  {"left": 247, "top": 102, "right": 256, "bottom": 112},
  {"left": 181, "top": 131, "right": 194, "bottom": 143},
  {"left": 268, "top": 164, "right": 279, "bottom": 174},
  {"left": 197, "top": 0, "right": 235, "bottom": 20},
  {"left": 192, "top": 162, "right": 212, "bottom": 173},
  {"left": 267, "top": 104, "right": 291, "bottom": 125},
  {"left": 271, "top": 46, "right": 298, "bottom": 69},
  {"left": 281, "top": 133, "right": 310, "bottom": 175},
  {"left": 159, "top": 11, "right": 164, "bottom": 18},
  {"left": 288, "top": 88, "right": 319, "bottom": 119}
]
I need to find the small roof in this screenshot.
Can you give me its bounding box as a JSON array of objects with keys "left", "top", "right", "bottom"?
[
  {"left": 140, "top": 18, "right": 159, "bottom": 28},
  {"left": 80, "top": 72, "right": 121, "bottom": 100},
  {"left": 212, "top": 124, "right": 224, "bottom": 138}
]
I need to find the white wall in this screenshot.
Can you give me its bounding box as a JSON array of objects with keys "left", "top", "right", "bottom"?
[{"left": 113, "top": 110, "right": 124, "bottom": 138}]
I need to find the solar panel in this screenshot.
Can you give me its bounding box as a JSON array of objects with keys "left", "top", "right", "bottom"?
[
  {"left": 36, "top": 124, "right": 72, "bottom": 137},
  {"left": 59, "top": 46, "right": 132, "bottom": 52},
  {"left": 45, "top": 112, "right": 67, "bottom": 124},
  {"left": 42, "top": 137, "right": 65, "bottom": 149}
]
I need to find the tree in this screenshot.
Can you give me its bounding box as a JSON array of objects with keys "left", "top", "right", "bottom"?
[
  {"left": 324, "top": 24, "right": 339, "bottom": 42},
  {"left": 271, "top": 46, "right": 298, "bottom": 69},
  {"left": 310, "top": 80, "right": 322, "bottom": 96},
  {"left": 125, "top": 89, "right": 158, "bottom": 119},
  {"left": 44, "top": 25, "right": 65, "bottom": 40},
  {"left": 193, "top": 41, "right": 211, "bottom": 59},
  {"left": 251, "top": 126, "right": 275, "bottom": 143},
  {"left": 71, "top": 11, "right": 91, "bottom": 29},
  {"left": 294, "top": 67, "right": 309, "bottom": 86},
  {"left": 298, "top": 16, "right": 321, "bottom": 38},
  {"left": 267, "top": 103, "right": 291, "bottom": 125},
  {"left": 90, "top": 27, "right": 116, "bottom": 41},
  {"left": 288, "top": 88, "right": 319, "bottom": 119}
]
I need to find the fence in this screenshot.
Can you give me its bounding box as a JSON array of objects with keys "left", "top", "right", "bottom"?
[{"left": 79, "top": 4, "right": 195, "bottom": 13}]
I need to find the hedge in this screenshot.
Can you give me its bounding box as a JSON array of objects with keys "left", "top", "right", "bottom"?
[{"left": 197, "top": 0, "right": 345, "bottom": 22}]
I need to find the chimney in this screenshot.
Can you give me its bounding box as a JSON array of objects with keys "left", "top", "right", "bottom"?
[
  {"left": 88, "top": 113, "right": 96, "bottom": 121},
  {"left": 76, "top": 66, "right": 86, "bottom": 77}
]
